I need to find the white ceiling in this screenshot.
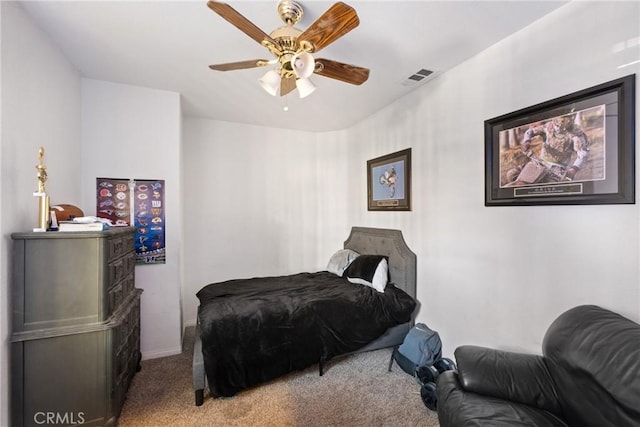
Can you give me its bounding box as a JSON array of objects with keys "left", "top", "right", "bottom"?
[{"left": 19, "top": 0, "right": 568, "bottom": 132}]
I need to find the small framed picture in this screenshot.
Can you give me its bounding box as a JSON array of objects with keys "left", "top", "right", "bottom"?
[
  {"left": 485, "top": 74, "right": 635, "bottom": 206},
  {"left": 367, "top": 148, "right": 412, "bottom": 211}
]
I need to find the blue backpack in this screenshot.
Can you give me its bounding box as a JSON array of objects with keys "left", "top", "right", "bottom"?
[
  {"left": 389, "top": 323, "right": 442, "bottom": 379},
  {"left": 389, "top": 323, "right": 457, "bottom": 411}
]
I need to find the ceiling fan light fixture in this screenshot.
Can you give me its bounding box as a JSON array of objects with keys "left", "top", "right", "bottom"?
[
  {"left": 296, "top": 77, "right": 316, "bottom": 98},
  {"left": 208, "top": 1, "right": 369, "bottom": 98},
  {"left": 291, "top": 51, "right": 315, "bottom": 79},
  {"left": 259, "top": 69, "right": 281, "bottom": 96}
]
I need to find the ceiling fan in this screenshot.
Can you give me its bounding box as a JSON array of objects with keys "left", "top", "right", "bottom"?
[{"left": 207, "top": 0, "right": 370, "bottom": 98}]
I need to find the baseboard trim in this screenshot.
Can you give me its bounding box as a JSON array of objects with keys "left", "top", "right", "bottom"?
[{"left": 141, "top": 346, "right": 182, "bottom": 361}]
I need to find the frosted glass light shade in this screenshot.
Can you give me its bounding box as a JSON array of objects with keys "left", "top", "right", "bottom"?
[
  {"left": 296, "top": 78, "right": 316, "bottom": 98},
  {"left": 291, "top": 52, "right": 315, "bottom": 79},
  {"left": 259, "top": 70, "right": 280, "bottom": 96}
]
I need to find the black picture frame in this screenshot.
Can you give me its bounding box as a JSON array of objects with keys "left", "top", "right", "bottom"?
[
  {"left": 367, "top": 148, "right": 412, "bottom": 211},
  {"left": 485, "top": 74, "right": 635, "bottom": 206}
]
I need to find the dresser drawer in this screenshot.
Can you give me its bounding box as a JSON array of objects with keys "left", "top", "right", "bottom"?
[
  {"left": 121, "top": 274, "right": 135, "bottom": 298},
  {"left": 108, "top": 233, "right": 134, "bottom": 261},
  {"left": 108, "top": 252, "right": 135, "bottom": 285},
  {"left": 108, "top": 284, "right": 124, "bottom": 317}
]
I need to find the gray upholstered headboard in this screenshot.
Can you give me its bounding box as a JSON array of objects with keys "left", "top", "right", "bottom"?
[{"left": 343, "top": 227, "right": 416, "bottom": 299}]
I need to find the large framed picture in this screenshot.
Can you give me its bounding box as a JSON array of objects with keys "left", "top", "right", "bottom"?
[
  {"left": 485, "top": 74, "right": 635, "bottom": 206},
  {"left": 367, "top": 148, "right": 411, "bottom": 211}
]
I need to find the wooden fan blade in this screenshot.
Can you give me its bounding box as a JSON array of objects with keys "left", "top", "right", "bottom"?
[
  {"left": 209, "top": 59, "right": 270, "bottom": 71},
  {"left": 207, "top": 1, "right": 278, "bottom": 47},
  {"left": 298, "top": 2, "right": 359, "bottom": 53},
  {"left": 280, "top": 76, "right": 296, "bottom": 96},
  {"left": 314, "top": 59, "right": 369, "bottom": 85}
]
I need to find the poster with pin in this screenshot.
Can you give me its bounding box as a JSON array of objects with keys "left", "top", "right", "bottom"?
[{"left": 96, "top": 177, "right": 166, "bottom": 265}]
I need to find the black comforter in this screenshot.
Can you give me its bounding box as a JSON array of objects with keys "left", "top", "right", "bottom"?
[{"left": 196, "top": 271, "right": 416, "bottom": 397}]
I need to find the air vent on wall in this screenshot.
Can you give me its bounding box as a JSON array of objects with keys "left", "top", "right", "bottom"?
[{"left": 401, "top": 68, "right": 434, "bottom": 87}]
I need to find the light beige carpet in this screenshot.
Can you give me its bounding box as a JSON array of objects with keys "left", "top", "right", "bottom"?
[{"left": 118, "top": 327, "right": 440, "bottom": 427}]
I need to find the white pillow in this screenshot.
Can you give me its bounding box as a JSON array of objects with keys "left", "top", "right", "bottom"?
[
  {"left": 344, "top": 255, "right": 388, "bottom": 293},
  {"left": 326, "top": 249, "right": 360, "bottom": 276}
]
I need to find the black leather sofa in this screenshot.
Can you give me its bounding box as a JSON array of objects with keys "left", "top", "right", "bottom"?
[{"left": 436, "top": 305, "right": 640, "bottom": 427}]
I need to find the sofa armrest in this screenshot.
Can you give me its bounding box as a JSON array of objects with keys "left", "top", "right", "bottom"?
[
  {"left": 455, "top": 345, "right": 562, "bottom": 415},
  {"left": 436, "top": 370, "right": 471, "bottom": 426},
  {"left": 436, "top": 370, "right": 569, "bottom": 427}
]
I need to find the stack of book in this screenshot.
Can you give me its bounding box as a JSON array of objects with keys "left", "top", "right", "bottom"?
[{"left": 57, "top": 217, "right": 111, "bottom": 232}]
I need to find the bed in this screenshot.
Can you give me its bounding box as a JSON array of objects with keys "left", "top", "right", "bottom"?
[{"left": 192, "top": 226, "right": 417, "bottom": 405}]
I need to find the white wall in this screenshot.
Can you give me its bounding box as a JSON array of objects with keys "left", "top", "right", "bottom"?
[
  {"left": 0, "top": 2, "right": 82, "bottom": 424},
  {"left": 340, "top": 0, "right": 640, "bottom": 355},
  {"left": 182, "top": 119, "right": 327, "bottom": 323},
  {"left": 80, "top": 79, "right": 183, "bottom": 359},
  {"left": 1, "top": 6, "right": 5, "bottom": 426},
  {"left": 0, "top": 5, "right": 5, "bottom": 425},
  {"left": 183, "top": 1, "right": 640, "bottom": 356},
  {"left": 0, "top": 4, "right": 184, "bottom": 417}
]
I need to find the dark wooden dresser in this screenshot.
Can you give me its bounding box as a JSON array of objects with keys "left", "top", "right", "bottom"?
[{"left": 10, "top": 227, "right": 142, "bottom": 427}]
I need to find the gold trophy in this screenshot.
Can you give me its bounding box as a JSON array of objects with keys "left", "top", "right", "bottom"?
[{"left": 33, "top": 147, "right": 50, "bottom": 232}]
